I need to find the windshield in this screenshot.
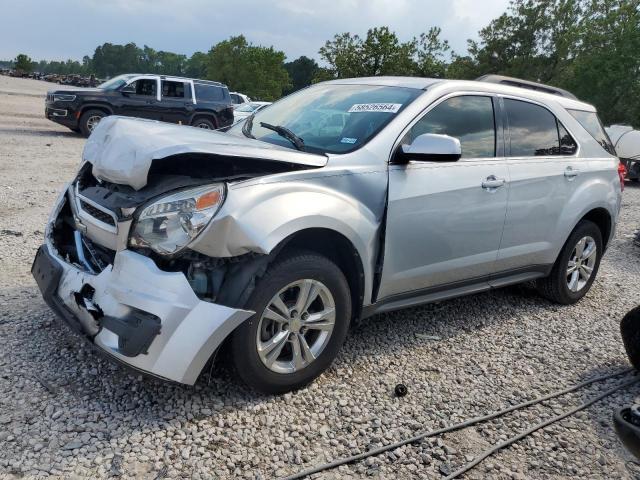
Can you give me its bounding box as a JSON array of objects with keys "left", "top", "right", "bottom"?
[
  {"left": 228, "top": 84, "right": 422, "bottom": 154},
  {"left": 98, "top": 74, "right": 136, "bottom": 91},
  {"left": 236, "top": 103, "right": 259, "bottom": 113}
]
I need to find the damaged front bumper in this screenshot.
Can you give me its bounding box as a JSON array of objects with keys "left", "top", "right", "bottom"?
[{"left": 32, "top": 221, "right": 253, "bottom": 386}]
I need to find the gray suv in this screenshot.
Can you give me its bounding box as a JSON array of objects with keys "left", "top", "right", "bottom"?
[{"left": 32, "top": 76, "right": 623, "bottom": 393}]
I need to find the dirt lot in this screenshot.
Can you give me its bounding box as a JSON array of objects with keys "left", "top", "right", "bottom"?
[{"left": 1, "top": 75, "right": 640, "bottom": 479}]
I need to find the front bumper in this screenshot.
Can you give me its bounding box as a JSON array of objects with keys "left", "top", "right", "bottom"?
[
  {"left": 45, "top": 101, "right": 79, "bottom": 129},
  {"left": 32, "top": 241, "right": 253, "bottom": 385}
]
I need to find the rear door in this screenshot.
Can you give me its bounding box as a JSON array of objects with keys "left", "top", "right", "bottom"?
[
  {"left": 378, "top": 94, "right": 509, "bottom": 300},
  {"left": 492, "top": 97, "right": 581, "bottom": 277},
  {"left": 158, "top": 79, "right": 193, "bottom": 124}
]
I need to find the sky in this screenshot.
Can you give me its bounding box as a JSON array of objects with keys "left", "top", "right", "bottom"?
[{"left": 0, "top": 0, "right": 510, "bottom": 62}]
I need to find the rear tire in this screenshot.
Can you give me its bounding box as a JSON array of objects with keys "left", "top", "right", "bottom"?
[
  {"left": 536, "top": 220, "right": 603, "bottom": 304},
  {"left": 191, "top": 117, "right": 216, "bottom": 130},
  {"left": 231, "top": 250, "right": 351, "bottom": 394},
  {"left": 79, "top": 109, "right": 107, "bottom": 137}
]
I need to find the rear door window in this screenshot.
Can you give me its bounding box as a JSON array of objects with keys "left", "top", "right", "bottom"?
[
  {"left": 505, "top": 99, "right": 559, "bottom": 156},
  {"left": 568, "top": 109, "right": 615, "bottom": 155},
  {"left": 195, "top": 83, "right": 224, "bottom": 102},
  {"left": 505, "top": 99, "right": 577, "bottom": 156},
  {"left": 404, "top": 95, "right": 496, "bottom": 158},
  {"left": 161, "top": 80, "right": 186, "bottom": 99}
]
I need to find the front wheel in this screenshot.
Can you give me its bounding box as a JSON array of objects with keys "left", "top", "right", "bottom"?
[
  {"left": 536, "top": 220, "right": 603, "bottom": 304},
  {"left": 79, "top": 109, "right": 107, "bottom": 137},
  {"left": 231, "top": 251, "right": 352, "bottom": 394}
]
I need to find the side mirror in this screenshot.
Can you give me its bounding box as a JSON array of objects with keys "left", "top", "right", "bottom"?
[{"left": 395, "top": 133, "right": 461, "bottom": 163}]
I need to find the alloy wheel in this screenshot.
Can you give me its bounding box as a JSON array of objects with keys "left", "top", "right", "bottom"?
[
  {"left": 256, "top": 279, "right": 336, "bottom": 374},
  {"left": 86, "top": 115, "right": 102, "bottom": 132},
  {"left": 566, "top": 235, "right": 597, "bottom": 292}
]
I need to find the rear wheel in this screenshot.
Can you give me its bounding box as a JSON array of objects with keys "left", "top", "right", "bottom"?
[
  {"left": 191, "top": 117, "right": 216, "bottom": 130},
  {"left": 231, "top": 251, "right": 351, "bottom": 394},
  {"left": 536, "top": 220, "right": 603, "bottom": 304},
  {"left": 79, "top": 109, "right": 107, "bottom": 137}
]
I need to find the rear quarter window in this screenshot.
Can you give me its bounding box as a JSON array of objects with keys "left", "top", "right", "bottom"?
[
  {"left": 195, "top": 84, "right": 225, "bottom": 102},
  {"left": 568, "top": 109, "right": 615, "bottom": 155}
]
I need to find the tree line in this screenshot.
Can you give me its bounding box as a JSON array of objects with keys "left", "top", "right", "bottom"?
[{"left": 5, "top": 0, "right": 639, "bottom": 125}]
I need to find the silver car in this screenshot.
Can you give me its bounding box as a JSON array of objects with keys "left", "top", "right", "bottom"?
[{"left": 32, "top": 76, "right": 623, "bottom": 393}]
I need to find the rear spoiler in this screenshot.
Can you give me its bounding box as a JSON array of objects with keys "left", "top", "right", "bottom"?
[{"left": 476, "top": 74, "right": 578, "bottom": 100}]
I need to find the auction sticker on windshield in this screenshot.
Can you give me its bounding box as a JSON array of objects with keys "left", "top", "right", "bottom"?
[{"left": 348, "top": 103, "right": 402, "bottom": 113}]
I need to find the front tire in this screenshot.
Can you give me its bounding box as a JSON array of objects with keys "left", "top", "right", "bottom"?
[
  {"left": 231, "top": 251, "right": 352, "bottom": 394},
  {"left": 536, "top": 220, "right": 603, "bottom": 304},
  {"left": 79, "top": 109, "right": 107, "bottom": 137}
]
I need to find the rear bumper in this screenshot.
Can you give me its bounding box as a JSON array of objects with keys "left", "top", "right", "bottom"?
[{"left": 32, "top": 242, "right": 253, "bottom": 385}]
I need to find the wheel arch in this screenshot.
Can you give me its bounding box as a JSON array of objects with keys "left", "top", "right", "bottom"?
[
  {"left": 274, "top": 228, "right": 366, "bottom": 322},
  {"left": 189, "top": 112, "right": 219, "bottom": 128},
  {"left": 580, "top": 207, "right": 613, "bottom": 248},
  {"left": 79, "top": 103, "right": 113, "bottom": 117}
]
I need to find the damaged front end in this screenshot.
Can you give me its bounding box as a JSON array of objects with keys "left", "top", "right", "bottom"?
[
  {"left": 32, "top": 116, "right": 340, "bottom": 384},
  {"left": 32, "top": 160, "right": 293, "bottom": 385}
]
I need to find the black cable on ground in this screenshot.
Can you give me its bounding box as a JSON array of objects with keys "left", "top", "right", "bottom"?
[
  {"left": 443, "top": 376, "right": 640, "bottom": 480},
  {"left": 282, "top": 368, "right": 635, "bottom": 480}
]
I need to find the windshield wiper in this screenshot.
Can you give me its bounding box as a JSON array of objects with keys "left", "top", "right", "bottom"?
[
  {"left": 259, "top": 122, "right": 305, "bottom": 151},
  {"left": 242, "top": 114, "right": 255, "bottom": 139}
]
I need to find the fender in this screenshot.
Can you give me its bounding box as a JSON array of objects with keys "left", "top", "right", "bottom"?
[
  {"left": 78, "top": 102, "right": 114, "bottom": 116},
  {"left": 188, "top": 110, "right": 219, "bottom": 127},
  {"left": 190, "top": 174, "right": 387, "bottom": 306},
  {"left": 549, "top": 167, "right": 619, "bottom": 262}
]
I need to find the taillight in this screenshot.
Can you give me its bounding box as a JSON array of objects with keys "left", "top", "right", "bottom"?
[{"left": 618, "top": 161, "right": 627, "bottom": 191}]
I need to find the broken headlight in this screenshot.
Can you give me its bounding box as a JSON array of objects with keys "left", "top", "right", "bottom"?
[{"left": 129, "top": 184, "right": 225, "bottom": 255}]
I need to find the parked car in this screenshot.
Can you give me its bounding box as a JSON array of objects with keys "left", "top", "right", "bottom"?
[
  {"left": 233, "top": 101, "right": 271, "bottom": 122},
  {"left": 230, "top": 91, "right": 251, "bottom": 105},
  {"left": 606, "top": 125, "right": 640, "bottom": 181},
  {"left": 32, "top": 76, "right": 623, "bottom": 394},
  {"left": 45, "top": 74, "right": 234, "bottom": 136}
]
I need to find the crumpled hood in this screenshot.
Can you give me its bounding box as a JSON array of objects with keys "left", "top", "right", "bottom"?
[{"left": 82, "top": 116, "right": 327, "bottom": 190}]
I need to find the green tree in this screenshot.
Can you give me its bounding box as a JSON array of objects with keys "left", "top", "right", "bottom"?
[
  {"left": 319, "top": 26, "right": 451, "bottom": 79},
  {"left": 414, "top": 27, "right": 451, "bottom": 78},
  {"left": 14, "top": 53, "right": 33, "bottom": 73},
  {"left": 562, "top": 0, "right": 640, "bottom": 125},
  {"left": 206, "top": 35, "right": 290, "bottom": 100},
  {"left": 283, "top": 56, "right": 319, "bottom": 94},
  {"left": 319, "top": 27, "right": 417, "bottom": 78},
  {"left": 185, "top": 51, "right": 208, "bottom": 78}
]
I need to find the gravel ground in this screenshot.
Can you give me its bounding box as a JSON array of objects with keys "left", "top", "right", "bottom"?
[{"left": 1, "top": 75, "right": 640, "bottom": 479}]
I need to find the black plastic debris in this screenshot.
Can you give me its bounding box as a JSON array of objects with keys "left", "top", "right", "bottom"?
[{"left": 394, "top": 383, "right": 408, "bottom": 397}]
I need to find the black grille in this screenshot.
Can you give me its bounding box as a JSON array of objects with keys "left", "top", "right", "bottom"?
[{"left": 80, "top": 200, "right": 116, "bottom": 227}]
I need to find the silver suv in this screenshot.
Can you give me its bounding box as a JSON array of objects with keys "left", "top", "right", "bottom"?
[{"left": 32, "top": 76, "right": 623, "bottom": 393}]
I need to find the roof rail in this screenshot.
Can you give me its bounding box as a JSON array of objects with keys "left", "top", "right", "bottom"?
[{"left": 475, "top": 74, "right": 577, "bottom": 100}]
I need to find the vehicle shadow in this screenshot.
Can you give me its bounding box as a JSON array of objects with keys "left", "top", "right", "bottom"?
[{"left": 0, "top": 128, "right": 80, "bottom": 138}]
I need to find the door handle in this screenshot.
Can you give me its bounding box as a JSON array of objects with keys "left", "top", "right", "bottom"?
[
  {"left": 564, "top": 166, "right": 580, "bottom": 178},
  {"left": 482, "top": 175, "right": 506, "bottom": 189}
]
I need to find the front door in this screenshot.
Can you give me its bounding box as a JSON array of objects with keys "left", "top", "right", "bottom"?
[
  {"left": 115, "top": 77, "right": 161, "bottom": 120},
  {"left": 378, "top": 94, "right": 509, "bottom": 300}
]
